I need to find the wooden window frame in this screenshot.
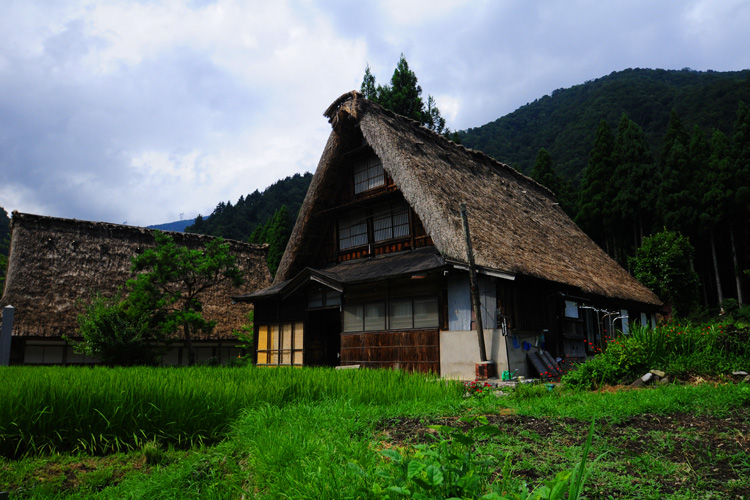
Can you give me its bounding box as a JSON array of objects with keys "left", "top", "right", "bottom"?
[
  {"left": 343, "top": 296, "right": 439, "bottom": 333},
  {"left": 353, "top": 156, "right": 385, "bottom": 195},
  {"left": 256, "top": 322, "right": 304, "bottom": 366}
]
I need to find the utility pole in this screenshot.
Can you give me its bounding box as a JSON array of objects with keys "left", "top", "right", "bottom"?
[{"left": 460, "top": 203, "right": 487, "bottom": 362}]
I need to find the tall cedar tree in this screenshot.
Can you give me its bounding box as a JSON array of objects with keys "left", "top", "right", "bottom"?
[
  {"left": 576, "top": 119, "right": 616, "bottom": 253},
  {"left": 657, "top": 112, "right": 697, "bottom": 235},
  {"left": 128, "top": 232, "right": 243, "bottom": 365},
  {"left": 361, "top": 55, "right": 447, "bottom": 134},
  {"left": 612, "top": 113, "right": 659, "bottom": 252},
  {"left": 701, "top": 130, "right": 733, "bottom": 306},
  {"left": 530, "top": 148, "right": 576, "bottom": 217},
  {"left": 729, "top": 101, "right": 750, "bottom": 304},
  {"left": 249, "top": 205, "right": 291, "bottom": 277}
]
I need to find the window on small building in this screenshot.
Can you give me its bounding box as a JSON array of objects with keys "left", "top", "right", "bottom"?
[
  {"left": 354, "top": 156, "right": 385, "bottom": 194},
  {"left": 339, "top": 212, "right": 368, "bottom": 250},
  {"left": 257, "top": 322, "right": 304, "bottom": 366},
  {"left": 308, "top": 290, "right": 342, "bottom": 308}
]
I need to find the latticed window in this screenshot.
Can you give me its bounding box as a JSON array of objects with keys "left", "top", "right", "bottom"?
[
  {"left": 343, "top": 297, "right": 438, "bottom": 332},
  {"left": 353, "top": 156, "right": 384, "bottom": 194},
  {"left": 373, "top": 205, "right": 409, "bottom": 242},
  {"left": 339, "top": 212, "right": 368, "bottom": 250},
  {"left": 257, "top": 322, "right": 304, "bottom": 365}
]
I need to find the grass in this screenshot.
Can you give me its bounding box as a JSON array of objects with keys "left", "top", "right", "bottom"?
[
  {"left": 0, "top": 365, "right": 462, "bottom": 458},
  {"left": 2, "top": 365, "right": 749, "bottom": 499}
]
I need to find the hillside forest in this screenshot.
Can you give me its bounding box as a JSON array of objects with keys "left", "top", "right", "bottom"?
[{"left": 183, "top": 67, "right": 748, "bottom": 315}]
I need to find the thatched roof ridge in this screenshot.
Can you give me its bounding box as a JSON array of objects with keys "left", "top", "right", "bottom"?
[
  {"left": 1, "top": 212, "right": 272, "bottom": 339},
  {"left": 324, "top": 91, "right": 556, "bottom": 198},
  {"left": 277, "top": 92, "right": 661, "bottom": 307}
]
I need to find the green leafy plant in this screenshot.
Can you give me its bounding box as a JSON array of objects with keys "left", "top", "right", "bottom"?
[
  {"left": 67, "top": 291, "right": 158, "bottom": 366},
  {"left": 372, "top": 415, "right": 504, "bottom": 499},
  {"left": 630, "top": 229, "right": 699, "bottom": 317},
  {"left": 233, "top": 309, "right": 254, "bottom": 359},
  {"left": 372, "top": 417, "right": 600, "bottom": 500}
]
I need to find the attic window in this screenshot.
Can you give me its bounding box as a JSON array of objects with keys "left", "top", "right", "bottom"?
[{"left": 353, "top": 156, "right": 384, "bottom": 194}]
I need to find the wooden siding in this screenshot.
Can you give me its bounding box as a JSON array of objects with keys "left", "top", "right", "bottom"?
[{"left": 340, "top": 329, "right": 440, "bottom": 374}]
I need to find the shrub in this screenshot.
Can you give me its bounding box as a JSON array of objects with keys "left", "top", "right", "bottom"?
[
  {"left": 564, "top": 320, "right": 750, "bottom": 389},
  {"left": 630, "top": 230, "right": 699, "bottom": 318},
  {"left": 68, "top": 292, "right": 159, "bottom": 366}
]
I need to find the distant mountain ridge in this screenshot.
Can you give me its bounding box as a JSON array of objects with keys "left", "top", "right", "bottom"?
[
  {"left": 458, "top": 68, "right": 750, "bottom": 181},
  {"left": 147, "top": 219, "right": 196, "bottom": 233}
]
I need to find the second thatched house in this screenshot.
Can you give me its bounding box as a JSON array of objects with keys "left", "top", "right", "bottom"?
[
  {"left": 0, "top": 212, "right": 272, "bottom": 365},
  {"left": 233, "top": 91, "right": 662, "bottom": 379}
]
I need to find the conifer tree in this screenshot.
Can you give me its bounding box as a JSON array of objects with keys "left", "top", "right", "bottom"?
[
  {"left": 361, "top": 65, "right": 377, "bottom": 100},
  {"left": 612, "top": 113, "right": 659, "bottom": 251},
  {"left": 729, "top": 101, "right": 750, "bottom": 305},
  {"left": 657, "top": 113, "right": 697, "bottom": 234},
  {"left": 360, "top": 54, "right": 447, "bottom": 134},
  {"left": 530, "top": 148, "right": 576, "bottom": 217},
  {"left": 249, "top": 206, "right": 292, "bottom": 277},
  {"left": 576, "top": 119, "right": 616, "bottom": 252},
  {"left": 700, "top": 129, "right": 732, "bottom": 306}
]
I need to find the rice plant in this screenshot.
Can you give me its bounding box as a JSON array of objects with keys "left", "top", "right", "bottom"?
[{"left": 0, "top": 365, "right": 463, "bottom": 458}]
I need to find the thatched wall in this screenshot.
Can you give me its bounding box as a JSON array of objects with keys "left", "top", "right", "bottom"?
[
  {"left": 277, "top": 91, "right": 660, "bottom": 307},
  {"left": 0, "top": 212, "right": 272, "bottom": 339}
]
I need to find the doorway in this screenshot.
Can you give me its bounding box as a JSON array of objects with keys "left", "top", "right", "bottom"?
[{"left": 305, "top": 308, "right": 341, "bottom": 367}]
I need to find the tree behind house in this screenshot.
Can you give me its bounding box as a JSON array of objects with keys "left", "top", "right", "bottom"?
[
  {"left": 128, "top": 231, "right": 244, "bottom": 365},
  {"left": 360, "top": 54, "right": 448, "bottom": 135},
  {"left": 249, "top": 205, "right": 291, "bottom": 277}
]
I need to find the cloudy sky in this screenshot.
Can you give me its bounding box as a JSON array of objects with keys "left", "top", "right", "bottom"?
[{"left": 2, "top": 1, "right": 749, "bottom": 227}]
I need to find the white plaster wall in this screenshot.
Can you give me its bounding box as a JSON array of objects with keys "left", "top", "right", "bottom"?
[{"left": 440, "top": 329, "right": 510, "bottom": 380}]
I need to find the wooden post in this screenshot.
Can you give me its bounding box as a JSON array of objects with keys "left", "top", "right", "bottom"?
[
  {"left": 460, "top": 204, "right": 487, "bottom": 363},
  {"left": 0, "top": 305, "right": 15, "bottom": 366}
]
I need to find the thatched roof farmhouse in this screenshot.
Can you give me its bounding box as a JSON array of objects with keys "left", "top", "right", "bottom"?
[
  {"left": 235, "top": 91, "right": 661, "bottom": 379},
  {"left": 1, "top": 212, "right": 271, "bottom": 365}
]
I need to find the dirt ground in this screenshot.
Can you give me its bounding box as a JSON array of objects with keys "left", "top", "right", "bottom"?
[{"left": 376, "top": 409, "right": 750, "bottom": 499}]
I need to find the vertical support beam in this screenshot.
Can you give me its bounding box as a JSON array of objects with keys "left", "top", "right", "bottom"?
[
  {"left": 0, "top": 305, "right": 15, "bottom": 366},
  {"left": 460, "top": 204, "right": 487, "bottom": 362}
]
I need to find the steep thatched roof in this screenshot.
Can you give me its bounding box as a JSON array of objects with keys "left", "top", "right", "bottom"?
[
  {"left": 275, "top": 91, "right": 661, "bottom": 307},
  {"left": 0, "top": 212, "right": 272, "bottom": 339}
]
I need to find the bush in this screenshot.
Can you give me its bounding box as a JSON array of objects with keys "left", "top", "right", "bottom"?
[
  {"left": 631, "top": 230, "right": 699, "bottom": 318},
  {"left": 68, "top": 292, "right": 159, "bottom": 366},
  {"left": 564, "top": 321, "right": 750, "bottom": 389}
]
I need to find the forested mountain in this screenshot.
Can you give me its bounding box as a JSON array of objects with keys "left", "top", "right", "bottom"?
[
  {"left": 459, "top": 68, "right": 750, "bottom": 181},
  {"left": 458, "top": 68, "right": 750, "bottom": 315},
  {"left": 185, "top": 173, "right": 312, "bottom": 242},
  {"left": 187, "top": 68, "right": 748, "bottom": 312}
]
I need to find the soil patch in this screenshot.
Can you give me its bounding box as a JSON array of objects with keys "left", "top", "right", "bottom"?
[{"left": 376, "top": 410, "right": 750, "bottom": 499}]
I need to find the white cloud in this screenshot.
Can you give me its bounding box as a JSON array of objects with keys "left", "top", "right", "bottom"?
[{"left": 1, "top": 0, "right": 749, "bottom": 226}]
